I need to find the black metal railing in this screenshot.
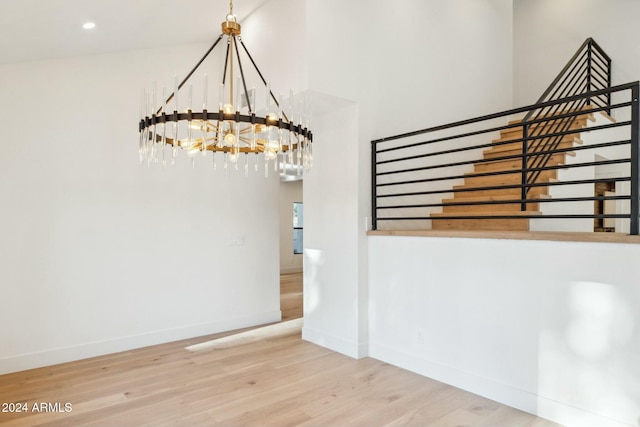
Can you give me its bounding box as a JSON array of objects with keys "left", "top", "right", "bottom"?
[
  {"left": 521, "top": 38, "right": 611, "bottom": 200},
  {"left": 371, "top": 83, "right": 640, "bottom": 234},
  {"left": 371, "top": 38, "right": 639, "bottom": 235}
]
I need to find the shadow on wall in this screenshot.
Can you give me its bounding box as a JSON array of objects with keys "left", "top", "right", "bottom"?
[
  {"left": 303, "top": 248, "right": 324, "bottom": 318},
  {"left": 539, "top": 281, "right": 640, "bottom": 426}
]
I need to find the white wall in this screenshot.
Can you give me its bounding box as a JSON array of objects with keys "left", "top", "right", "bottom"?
[
  {"left": 369, "top": 235, "right": 640, "bottom": 427},
  {"left": 0, "top": 43, "right": 283, "bottom": 374},
  {"left": 303, "top": 0, "right": 514, "bottom": 357},
  {"left": 513, "top": 0, "right": 640, "bottom": 108},
  {"left": 303, "top": 99, "right": 364, "bottom": 357},
  {"left": 279, "top": 180, "right": 303, "bottom": 273}
]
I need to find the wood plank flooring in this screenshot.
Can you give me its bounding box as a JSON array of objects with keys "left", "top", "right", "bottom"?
[
  {"left": 0, "top": 273, "right": 561, "bottom": 427},
  {"left": 280, "top": 272, "right": 303, "bottom": 321}
]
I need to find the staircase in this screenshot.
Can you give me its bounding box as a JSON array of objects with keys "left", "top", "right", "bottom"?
[
  {"left": 431, "top": 111, "right": 594, "bottom": 231},
  {"left": 370, "top": 38, "right": 640, "bottom": 235}
]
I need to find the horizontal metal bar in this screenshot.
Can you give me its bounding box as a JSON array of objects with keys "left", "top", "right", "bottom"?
[
  {"left": 372, "top": 82, "right": 637, "bottom": 144},
  {"left": 377, "top": 138, "right": 626, "bottom": 174},
  {"left": 376, "top": 138, "right": 495, "bottom": 162},
  {"left": 378, "top": 158, "right": 542, "bottom": 179},
  {"left": 375, "top": 122, "right": 523, "bottom": 155},
  {"left": 528, "top": 158, "right": 630, "bottom": 175},
  {"left": 473, "top": 119, "right": 630, "bottom": 148},
  {"left": 378, "top": 154, "right": 628, "bottom": 181},
  {"left": 374, "top": 100, "right": 632, "bottom": 157},
  {"left": 377, "top": 214, "right": 630, "bottom": 221},
  {"left": 383, "top": 137, "right": 629, "bottom": 173},
  {"left": 376, "top": 195, "right": 630, "bottom": 210},
  {"left": 376, "top": 137, "right": 631, "bottom": 178},
  {"left": 377, "top": 176, "right": 630, "bottom": 196}
]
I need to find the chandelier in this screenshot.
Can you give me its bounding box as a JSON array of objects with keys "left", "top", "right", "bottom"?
[{"left": 138, "top": 0, "right": 313, "bottom": 177}]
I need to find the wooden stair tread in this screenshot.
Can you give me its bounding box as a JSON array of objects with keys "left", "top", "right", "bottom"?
[
  {"left": 431, "top": 211, "right": 542, "bottom": 218},
  {"left": 451, "top": 187, "right": 550, "bottom": 198},
  {"left": 507, "top": 106, "right": 596, "bottom": 125},
  {"left": 507, "top": 114, "right": 593, "bottom": 125},
  {"left": 484, "top": 149, "right": 576, "bottom": 160},
  {"left": 506, "top": 114, "right": 592, "bottom": 125},
  {"left": 500, "top": 118, "right": 595, "bottom": 133},
  {"left": 461, "top": 171, "right": 557, "bottom": 186},
  {"left": 597, "top": 110, "right": 616, "bottom": 123},
  {"left": 442, "top": 194, "right": 551, "bottom": 204},
  {"left": 502, "top": 122, "right": 590, "bottom": 139},
  {"left": 483, "top": 150, "right": 576, "bottom": 160},
  {"left": 487, "top": 140, "right": 581, "bottom": 156},
  {"left": 474, "top": 157, "right": 566, "bottom": 172},
  {"left": 442, "top": 204, "right": 540, "bottom": 213},
  {"left": 431, "top": 217, "right": 531, "bottom": 231},
  {"left": 491, "top": 135, "right": 583, "bottom": 145}
]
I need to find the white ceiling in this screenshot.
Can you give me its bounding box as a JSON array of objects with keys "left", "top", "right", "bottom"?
[{"left": 0, "top": 0, "right": 268, "bottom": 65}]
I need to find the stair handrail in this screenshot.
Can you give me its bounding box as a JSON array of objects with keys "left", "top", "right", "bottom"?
[
  {"left": 523, "top": 38, "right": 611, "bottom": 118},
  {"left": 521, "top": 38, "right": 612, "bottom": 204}
]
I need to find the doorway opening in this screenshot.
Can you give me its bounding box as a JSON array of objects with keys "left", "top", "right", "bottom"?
[
  {"left": 279, "top": 180, "right": 303, "bottom": 321},
  {"left": 594, "top": 180, "right": 616, "bottom": 232}
]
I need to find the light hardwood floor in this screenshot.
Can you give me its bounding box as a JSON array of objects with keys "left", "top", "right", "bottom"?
[
  {"left": 280, "top": 272, "right": 303, "bottom": 321},
  {"left": 0, "top": 273, "right": 561, "bottom": 427}
]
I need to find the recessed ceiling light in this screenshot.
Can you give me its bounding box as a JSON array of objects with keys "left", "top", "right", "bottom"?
[{"left": 82, "top": 22, "right": 96, "bottom": 30}]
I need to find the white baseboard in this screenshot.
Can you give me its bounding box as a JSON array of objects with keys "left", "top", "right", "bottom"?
[
  {"left": 369, "top": 342, "right": 633, "bottom": 427},
  {"left": 0, "top": 310, "right": 281, "bottom": 375},
  {"left": 302, "top": 326, "right": 368, "bottom": 359}
]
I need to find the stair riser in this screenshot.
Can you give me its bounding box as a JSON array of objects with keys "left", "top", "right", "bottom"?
[
  {"left": 507, "top": 111, "right": 593, "bottom": 126},
  {"left": 474, "top": 156, "right": 565, "bottom": 173},
  {"left": 487, "top": 139, "right": 577, "bottom": 155},
  {"left": 492, "top": 134, "right": 580, "bottom": 148},
  {"left": 432, "top": 218, "right": 530, "bottom": 231},
  {"left": 499, "top": 118, "right": 589, "bottom": 138},
  {"left": 452, "top": 187, "right": 549, "bottom": 199},
  {"left": 484, "top": 148, "right": 575, "bottom": 160},
  {"left": 463, "top": 170, "right": 557, "bottom": 187},
  {"left": 442, "top": 203, "right": 539, "bottom": 213}
]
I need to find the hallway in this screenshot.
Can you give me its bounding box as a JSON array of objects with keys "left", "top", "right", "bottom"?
[{"left": 280, "top": 272, "right": 303, "bottom": 321}]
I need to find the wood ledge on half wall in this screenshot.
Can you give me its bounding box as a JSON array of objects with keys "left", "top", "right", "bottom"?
[{"left": 367, "top": 229, "right": 640, "bottom": 245}]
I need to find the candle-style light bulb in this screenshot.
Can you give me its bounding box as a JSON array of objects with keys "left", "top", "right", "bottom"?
[
  {"left": 173, "top": 76, "right": 179, "bottom": 160},
  {"left": 250, "top": 87, "right": 257, "bottom": 150},
  {"left": 202, "top": 74, "right": 208, "bottom": 156},
  {"left": 162, "top": 87, "right": 167, "bottom": 166},
  {"left": 187, "top": 84, "right": 193, "bottom": 151},
  {"left": 152, "top": 81, "right": 158, "bottom": 162},
  {"left": 139, "top": 89, "right": 145, "bottom": 163},
  {"left": 265, "top": 82, "right": 271, "bottom": 114},
  {"left": 236, "top": 76, "right": 241, "bottom": 113}
]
